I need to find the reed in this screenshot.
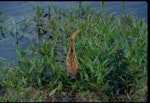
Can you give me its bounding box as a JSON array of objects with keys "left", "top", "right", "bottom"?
[{"left": 0, "top": 2, "right": 147, "bottom": 102}]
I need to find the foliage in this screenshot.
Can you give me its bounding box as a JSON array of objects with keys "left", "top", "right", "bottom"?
[{"left": 0, "top": 2, "right": 147, "bottom": 102}]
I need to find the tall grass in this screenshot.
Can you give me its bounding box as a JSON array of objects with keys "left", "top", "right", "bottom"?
[{"left": 0, "top": 2, "right": 147, "bottom": 102}]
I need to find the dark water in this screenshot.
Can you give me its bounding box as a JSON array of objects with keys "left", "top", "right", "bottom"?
[{"left": 0, "top": 1, "right": 148, "bottom": 62}]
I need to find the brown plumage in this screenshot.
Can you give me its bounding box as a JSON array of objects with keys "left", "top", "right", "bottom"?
[{"left": 66, "top": 30, "right": 80, "bottom": 79}]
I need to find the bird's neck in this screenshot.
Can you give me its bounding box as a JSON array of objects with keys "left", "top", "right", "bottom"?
[
  {"left": 69, "top": 38, "right": 75, "bottom": 53},
  {"left": 68, "top": 30, "right": 79, "bottom": 54}
]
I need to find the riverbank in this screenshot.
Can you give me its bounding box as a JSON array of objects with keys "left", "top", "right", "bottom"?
[{"left": 0, "top": 2, "right": 147, "bottom": 102}]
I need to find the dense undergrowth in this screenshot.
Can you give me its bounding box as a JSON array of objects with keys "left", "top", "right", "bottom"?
[{"left": 0, "top": 2, "right": 147, "bottom": 102}]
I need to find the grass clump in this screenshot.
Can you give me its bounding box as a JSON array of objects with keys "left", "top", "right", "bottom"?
[
  {"left": 0, "top": 2, "right": 147, "bottom": 102},
  {"left": 104, "top": 48, "right": 132, "bottom": 96}
]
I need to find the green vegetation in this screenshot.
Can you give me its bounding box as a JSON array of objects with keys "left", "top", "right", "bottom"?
[{"left": 0, "top": 2, "right": 147, "bottom": 102}]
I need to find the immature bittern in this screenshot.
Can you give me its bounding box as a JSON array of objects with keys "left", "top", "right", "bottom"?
[{"left": 66, "top": 30, "right": 80, "bottom": 79}]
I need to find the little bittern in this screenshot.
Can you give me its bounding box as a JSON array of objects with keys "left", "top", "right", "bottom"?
[{"left": 66, "top": 30, "right": 80, "bottom": 79}]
